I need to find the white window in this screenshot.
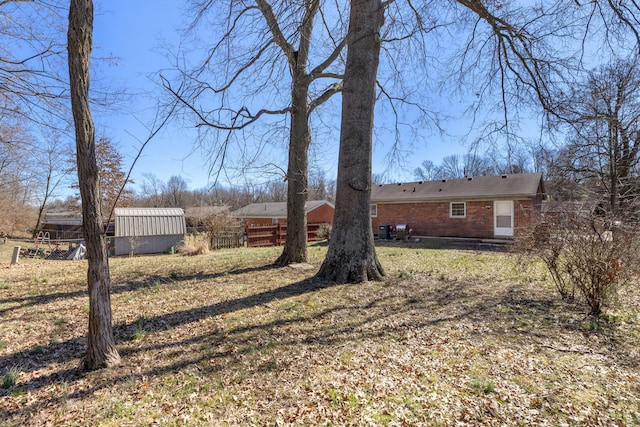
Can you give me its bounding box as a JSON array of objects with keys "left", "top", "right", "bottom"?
[
  {"left": 272, "top": 218, "right": 279, "bottom": 224},
  {"left": 370, "top": 204, "right": 378, "bottom": 217},
  {"left": 450, "top": 202, "right": 466, "bottom": 218}
]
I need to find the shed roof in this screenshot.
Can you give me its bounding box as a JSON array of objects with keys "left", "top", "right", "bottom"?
[
  {"left": 44, "top": 211, "right": 83, "bottom": 226},
  {"left": 371, "top": 173, "right": 544, "bottom": 203},
  {"left": 114, "top": 207, "right": 186, "bottom": 237},
  {"left": 232, "top": 200, "right": 334, "bottom": 218}
]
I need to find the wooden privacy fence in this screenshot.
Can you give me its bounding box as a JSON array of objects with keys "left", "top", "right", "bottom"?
[{"left": 246, "top": 223, "right": 329, "bottom": 247}]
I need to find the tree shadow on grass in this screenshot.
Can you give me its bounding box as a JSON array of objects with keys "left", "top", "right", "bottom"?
[
  {"left": 0, "top": 273, "right": 340, "bottom": 421},
  {"left": 0, "top": 271, "right": 332, "bottom": 389},
  {"left": 0, "top": 263, "right": 281, "bottom": 317},
  {"left": 1, "top": 270, "right": 638, "bottom": 424}
]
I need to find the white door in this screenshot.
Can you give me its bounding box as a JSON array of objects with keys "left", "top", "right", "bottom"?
[{"left": 494, "top": 200, "right": 514, "bottom": 237}]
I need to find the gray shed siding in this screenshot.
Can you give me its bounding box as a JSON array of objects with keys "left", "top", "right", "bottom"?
[
  {"left": 113, "top": 208, "right": 186, "bottom": 256},
  {"left": 114, "top": 235, "right": 183, "bottom": 256}
]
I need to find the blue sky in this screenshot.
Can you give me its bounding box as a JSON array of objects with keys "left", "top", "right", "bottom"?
[
  {"left": 92, "top": 1, "right": 209, "bottom": 190},
  {"left": 90, "top": 1, "right": 512, "bottom": 192}
]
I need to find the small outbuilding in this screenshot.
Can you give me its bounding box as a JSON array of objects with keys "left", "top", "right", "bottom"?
[
  {"left": 112, "top": 207, "right": 186, "bottom": 256},
  {"left": 41, "top": 211, "right": 83, "bottom": 240},
  {"left": 371, "top": 173, "right": 545, "bottom": 239}
]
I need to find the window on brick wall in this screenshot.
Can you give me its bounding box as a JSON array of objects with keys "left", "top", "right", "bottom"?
[
  {"left": 370, "top": 204, "right": 377, "bottom": 217},
  {"left": 450, "top": 202, "right": 466, "bottom": 218}
]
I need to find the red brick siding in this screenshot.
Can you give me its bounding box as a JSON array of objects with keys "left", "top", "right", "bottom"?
[
  {"left": 372, "top": 198, "right": 540, "bottom": 239},
  {"left": 308, "top": 204, "right": 334, "bottom": 224},
  {"left": 513, "top": 195, "right": 544, "bottom": 237}
]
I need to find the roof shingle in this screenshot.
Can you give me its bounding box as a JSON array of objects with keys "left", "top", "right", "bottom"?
[{"left": 371, "top": 173, "right": 543, "bottom": 202}]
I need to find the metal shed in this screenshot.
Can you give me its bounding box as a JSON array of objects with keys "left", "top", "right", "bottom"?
[{"left": 113, "top": 208, "right": 186, "bottom": 256}]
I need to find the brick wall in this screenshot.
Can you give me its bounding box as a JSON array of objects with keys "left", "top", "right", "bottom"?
[
  {"left": 513, "top": 195, "right": 544, "bottom": 237},
  {"left": 372, "top": 198, "right": 540, "bottom": 239},
  {"left": 308, "top": 204, "right": 335, "bottom": 224}
]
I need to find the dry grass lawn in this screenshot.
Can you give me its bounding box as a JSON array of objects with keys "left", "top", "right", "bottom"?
[{"left": 0, "top": 240, "right": 639, "bottom": 426}]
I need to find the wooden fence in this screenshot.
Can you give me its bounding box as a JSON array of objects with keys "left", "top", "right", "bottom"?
[
  {"left": 209, "top": 225, "right": 245, "bottom": 250},
  {"left": 210, "top": 232, "right": 244, "bottom": 250},
  {"left": 246, "top": 223, "right": 329, "bottom": 247}
]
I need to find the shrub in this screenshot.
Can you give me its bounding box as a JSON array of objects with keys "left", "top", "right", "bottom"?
[
  {"left": 315, "top": 223, "right": 332, "bottom": 240},
  {"left": 176, "top": 240, "right": 210, "bottom": 256},
  {"left": 518, "top": 210, "right": 640, "bottom": 317},
  {"left": 203, "top": 212, "right": 244, "bottom": 250}
]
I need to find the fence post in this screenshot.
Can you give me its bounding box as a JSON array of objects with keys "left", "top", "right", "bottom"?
[{"left": 11, "top": 246, "right": 20, "bottom": 265}]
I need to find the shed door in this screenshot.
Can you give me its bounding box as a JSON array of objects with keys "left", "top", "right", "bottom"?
[{"left": 494, "top": 200, "right": 514, "bottom": 237}]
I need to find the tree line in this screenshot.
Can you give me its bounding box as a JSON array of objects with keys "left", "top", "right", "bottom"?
[{"left": 133, "top": 170, "right": 335, "bottom": 211}]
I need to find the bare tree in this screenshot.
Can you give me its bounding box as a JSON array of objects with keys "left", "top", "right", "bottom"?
[
  {"left": 554, "top": 58, "right": 640, "bottom": 219},
  {"left": 317, "top": 0, "right": 386, "bottom": 283},
  {"left": 32, "top": 133, "right": 74, "bottom": 236},
  {"left": 0, "top": 0, "right": 69, "bottom": 128},
  {"left": 163, "top": 0, "right": 348, "bottom": 265},
  {"left": 265, "top": 179, "right": 287, "bottom": 202},
  {"left": 436, "top": 1, "right": 577, "bottom": 157},
  {"left": 440, "top": 154, "right": 466, "bottom": 178},
  {"left": 413, "top": 160, "right": 441, "bottom": 181},
  {"left": 318, "top": 1, "right": 577, "bottom": 283},
  {"left": 139, "top": 173, "right": 166, "bottom": 207},
  {"left": 308, "top": 168, "right": 334, "bottom": 202},
  {"left": 414, "top": 153, "right": 495, "bottom": 181},
  {"left": 568, "top": 1, "right": 640, "bottom": 57},
  {"left": 68, "top": 0, "right": 120, "bottom": 370},
  {"left": 0, "top": 124, "right": 39, "bottom": 236},
  {"left": 165, "top": 175, "right": 189, "bottom": 208}
]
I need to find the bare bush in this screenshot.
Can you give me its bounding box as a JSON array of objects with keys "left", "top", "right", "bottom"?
[
  {"left": 518, "top": 209, "right": 640, "bottom": 317},
  {"left": 204, "top": 212, "right": 244, "bottom": 250},
  {"left": 176, "top": 239, "right": 210, "bottom": 256},
  {"left": 315, "top": 223, "right": 332, "bottom": 241}
]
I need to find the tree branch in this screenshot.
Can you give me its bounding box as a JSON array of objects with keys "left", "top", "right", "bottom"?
[{"left": 255, "top": 0, "right": 297, "bottom": 67}]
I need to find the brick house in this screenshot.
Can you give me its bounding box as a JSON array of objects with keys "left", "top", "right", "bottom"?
[
  {"left": 371, "top": 173, "right": 545, "bottom": 239},
  {"left": 233, "top": 200, "right": 335, "bottom": 228}
]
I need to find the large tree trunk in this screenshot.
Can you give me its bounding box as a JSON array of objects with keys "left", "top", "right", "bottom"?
[
  {"left": 68, "top": 0, "right": 120, "bottom": 370},
  {"left": 276, "top": 72, "right": 310, "bottom": 265},
  {"left": 275, "top": 0, "right": 318, "bottom": 266},
  {"left": 317, "top": 0, "right": 385, "bottom": 283}
]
